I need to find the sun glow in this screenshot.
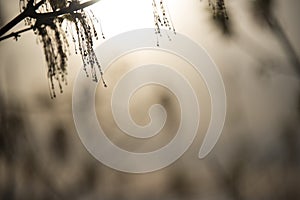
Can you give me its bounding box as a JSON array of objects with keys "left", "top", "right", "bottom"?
[{"left": 91, "top": 0, "right": 155, "bottom": 38}]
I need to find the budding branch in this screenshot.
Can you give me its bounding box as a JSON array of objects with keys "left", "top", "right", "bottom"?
[{"left": 0, "top": 0, "right": 100, "bottom": 41}]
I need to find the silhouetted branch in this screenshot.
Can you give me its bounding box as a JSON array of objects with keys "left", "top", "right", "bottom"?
[
  {"left": 32, "top": 0, "right": 99, "bottom": 19},
  {"left": 0, "top": 26, "right": 33, "bottom": 41},
  {"left": 34, "top": 0, "right": 47, "bottom": 10},
  {"left": 0, "top": 0, "right": 100, "bottom": 39},
  {"left": 0, "top": 11, "right": 28, "bottom": 38}
]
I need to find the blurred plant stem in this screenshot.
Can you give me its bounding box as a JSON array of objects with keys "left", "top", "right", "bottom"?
[
  {"left": 252, "top": 0, "right": 300, "bottom": 75},
  {"left": 268, "top": 16, "right": 300, "bottom": 75}
]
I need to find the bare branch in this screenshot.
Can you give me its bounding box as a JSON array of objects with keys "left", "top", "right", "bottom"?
[
  {"left": 30, "top": 0, "right": 100, "bottom": 19},
  {"left": 0, "top": 12, "right": 28, "bottom": 38},
  {"left": 0, "top": 26, "right": 33, "bottom": 41}
]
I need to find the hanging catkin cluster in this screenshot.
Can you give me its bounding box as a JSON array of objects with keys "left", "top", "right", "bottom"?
[
  {"left": 18, "top": 0, "right": 177, "bottom": 97},
  {"left": 67, "top": 10, "right": 106, "bottom": 86},
  {"left": 152, "top": 0, "right": 176, "bottom": 46},
  {"left": 37, "top": 20, "right": 69, "bottom": 98},
  {"left": 19, "top": 0, "right": 106, "bottom": 98},
  {"left": 208, "top": 0, "right": 229, "bottom": 19}
]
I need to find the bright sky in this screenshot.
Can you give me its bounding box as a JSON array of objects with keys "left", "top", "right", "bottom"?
[{"left": 92, "top": 0, "right": 155, "bottom": 37}]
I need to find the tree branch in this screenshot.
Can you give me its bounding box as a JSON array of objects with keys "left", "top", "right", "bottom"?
[
  {"left": 29, "top": 0, "right": 99, "bottom": 20},
  {"left": 0, "top": 11, "right": 28, "bottom": 38},
  {"left": 34, "top": 0, "right": 47, "bottom": 10},
  {"left": 0, "top": 26, "right": 34, "bottom": 41},
  {"left": 0, "top": 0, "right": 100, "bottom": 39}
]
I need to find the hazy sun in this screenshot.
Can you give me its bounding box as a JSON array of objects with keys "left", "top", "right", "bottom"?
[{"left": 91, "top": 0, "right": 154, "bottom": 38}]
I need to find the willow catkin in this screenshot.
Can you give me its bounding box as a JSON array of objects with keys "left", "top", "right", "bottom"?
[
  {"left": 19, "top": 0, "right": 106, "bottom": 98},
  {"left": 208, "top": 0, "right": 229, "bottom": 19},
  {"left": 19, "top": 0, "right": 178, "bottom": 96},
  {"left": 152, "top": 0, "right": 176, "bottom": 46}
]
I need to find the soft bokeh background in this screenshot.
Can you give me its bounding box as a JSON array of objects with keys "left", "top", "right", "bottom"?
[{"left": 1, "top": 0, "right": 300, "bottom": 199}]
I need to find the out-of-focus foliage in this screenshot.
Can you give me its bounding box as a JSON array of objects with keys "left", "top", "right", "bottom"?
[
  {"left": 205, "top": 0, "right": 232, "bottom": 36},
  {"left": 251, "top": 0, "right": 274, "bottom": 26},
  {"left": 208, "top": 0, "right": 229, "bottom": 19},
  {"left": 250, "top": 0, "right": 300, "bottom": 73}
]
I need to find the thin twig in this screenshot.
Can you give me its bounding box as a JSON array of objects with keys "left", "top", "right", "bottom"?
[
  {"left": 0, "top": 11, "right": 28, "bottom": 37},
  {"left": 34, "top": 0, "right": 47, "bottom": 10},
  {"left": 0, "top": 26, "right": 34, "bottom": 41}
]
